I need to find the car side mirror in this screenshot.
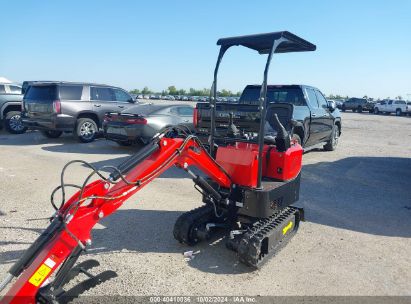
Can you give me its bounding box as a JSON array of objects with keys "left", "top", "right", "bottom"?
[{"left": 328, "top": 100, "right": 336, "bottom": 112}]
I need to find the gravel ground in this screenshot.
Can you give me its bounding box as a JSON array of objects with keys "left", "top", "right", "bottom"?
[{"left": 0, "top": 112, "right": 410, "bottom": 298}]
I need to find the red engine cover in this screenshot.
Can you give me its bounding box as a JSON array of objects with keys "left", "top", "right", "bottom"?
[{"left": 215, "top": 141, "right": 302, "bottom": 188}]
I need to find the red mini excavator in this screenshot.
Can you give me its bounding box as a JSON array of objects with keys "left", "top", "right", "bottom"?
[{"left": 0, "top": 31, "right": 316, "bottom": 303}]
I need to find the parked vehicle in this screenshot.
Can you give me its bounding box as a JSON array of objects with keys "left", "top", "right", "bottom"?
[
  {"left": 165, "top": 95, "right": 176, "bottom": 101},
  {"left": 182, "top": 96, "right": 189, "bottom": 101},
  {"left": 374, "top": 99, "right": 408, "bottom": 116},
  {"left": 341, "top": 97, "right": 374, "bottom": 113},
  {"left": 21, "top": 82, "right": 136, "bottom": 142},
  {"left": 0, "top": 82, "right": 27, "bottom": 134},
  {"left": 196, "top": 84, "right": 342, "bottom": 151},
  {"left": 407, "top": 102, "right": 411, "bottom": 115},
  {"left": 130, "top": 93, "right": 138, "bottom": 101},
  {"left": 103, "top": 103, "right": 194, "bottom": 145},
  {"left": 329, "top": 99, "right": 344, "bottom": 110}
]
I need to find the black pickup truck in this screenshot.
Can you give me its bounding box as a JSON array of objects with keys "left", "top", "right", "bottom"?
[{"left": 195, "top": 84, "right": 342, "bottom": 151}]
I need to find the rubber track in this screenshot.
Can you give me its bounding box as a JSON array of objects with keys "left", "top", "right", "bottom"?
[
  {"left": 173, "top": 205, "right": 215, "bottom": 245},
  {"left": 237, "top": 206, "right": 300, "bottom": 268}
]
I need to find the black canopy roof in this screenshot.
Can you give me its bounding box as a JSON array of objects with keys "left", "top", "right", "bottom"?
[{"left": 217, "top": 31, "right": 316, "bottom": 54}]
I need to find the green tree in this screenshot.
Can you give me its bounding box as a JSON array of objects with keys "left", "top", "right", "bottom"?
[
  {"left": 141, "top": 87, "right": 152, "bottom": 94},
  {"left": 168, "top": 86, "right": 177, "bottom": 95},
  {"left": 189, "top": 88, "right": 196, "bottom": 96},
  {"left": 200, "top": 88, "right": 210, "bottom": 96},
  {"left": 219, "top": 89, "right": 233, "bottom": 97},
  {"left": 129, "top": 89, "right": 140, "bottom": 95}
]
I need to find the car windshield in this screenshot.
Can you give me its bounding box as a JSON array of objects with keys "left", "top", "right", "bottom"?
[{"left": 239, "top": 87, "right": 306, "bottom": 106}]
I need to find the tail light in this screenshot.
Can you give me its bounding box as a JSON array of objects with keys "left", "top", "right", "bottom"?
[
  {"left": 125, "top": 117, "right": 147, "bottom": 124},
  {"left": 193, "top": 108, "right": 198, "bottom": 128},
  {"left": 52, "top": 100, "right": 61, "bottom": 114}
]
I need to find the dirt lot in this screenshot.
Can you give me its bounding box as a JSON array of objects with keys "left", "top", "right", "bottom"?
[{"left": 0, "top": 112, "right": 410, "bottom": 298}]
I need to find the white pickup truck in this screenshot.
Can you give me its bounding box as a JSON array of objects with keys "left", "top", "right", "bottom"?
[{"left": 374, "top": 99, "right": 408, "bottom": 116}]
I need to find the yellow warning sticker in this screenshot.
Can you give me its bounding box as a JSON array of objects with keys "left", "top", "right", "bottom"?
[
  {"left": 28, "top": 264, "right": 52, "bottom": 287},
  {"left": 282, "top": 221, "right": 293, "bottom": 235}
]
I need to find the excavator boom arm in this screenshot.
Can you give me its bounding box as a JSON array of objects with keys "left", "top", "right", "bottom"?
[{"left": 0, "top": 136, "right": 231, "bottom": 304}]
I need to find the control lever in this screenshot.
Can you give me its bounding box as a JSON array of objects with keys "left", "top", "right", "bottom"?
[
  {"left": 272, "top": 113, "right": 290, "bottom": 152},
  {"left": 227, "top": 112, "right": 239, "bottom": 138}
]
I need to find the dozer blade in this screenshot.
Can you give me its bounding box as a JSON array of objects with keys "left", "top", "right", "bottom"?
[
  {"left": 62, "top": 259, "right": 100, "bottom": 287},
  {"left": 58, "top": 270, "right": 118, "bottom": 304},
  {"left": 36, "top": 270, "right": 118, "bottom": 304}
]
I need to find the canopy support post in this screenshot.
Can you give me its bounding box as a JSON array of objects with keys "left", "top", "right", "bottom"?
[
  {"left": 256, "top": 37, "right": 288, "bottom": 189},
  {"left": 209, "top": 45, "right": 229, "bottom": 157}
]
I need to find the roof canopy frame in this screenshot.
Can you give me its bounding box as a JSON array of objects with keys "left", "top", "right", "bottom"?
[{"left": 208, "top": 31, "right": 316, "bottom": 189}]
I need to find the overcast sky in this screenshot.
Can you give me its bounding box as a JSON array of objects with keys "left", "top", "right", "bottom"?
[{"left": 1, "top": 0, "right": 410, "bottom": 99}]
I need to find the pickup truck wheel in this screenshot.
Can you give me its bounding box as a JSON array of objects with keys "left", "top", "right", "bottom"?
[
  {"left": 374, "top": 107, "right": 379, "bottom": 114},
  {"left": 396, "top": 109, "right": 402, "bottom": 116},
  {"left": 76, "top": 118, "right": 98, "bottom": 143},
  {"left": 4, "top": 111, "right": 27, "bottom": 134},
  {"left": 41, "top": 130, "right": 63, "bottom": 138},
  {"left": 324, "top": 126, "right": 339, "bottom": 151},
  {"left": 357, "top": 106, "right": 363, "bottom": 113}
]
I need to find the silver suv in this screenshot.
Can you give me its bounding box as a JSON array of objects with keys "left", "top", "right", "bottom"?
[
  {"left": 0, "top": 82, "right": 27, "bottom": 134},
  {"left": 22, "top": 82, "right": 136, "bottom": 142}
]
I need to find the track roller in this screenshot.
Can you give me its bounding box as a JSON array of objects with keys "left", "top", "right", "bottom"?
[{"left": 173, "top": 205, "right": 225, "bottom": 246}]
